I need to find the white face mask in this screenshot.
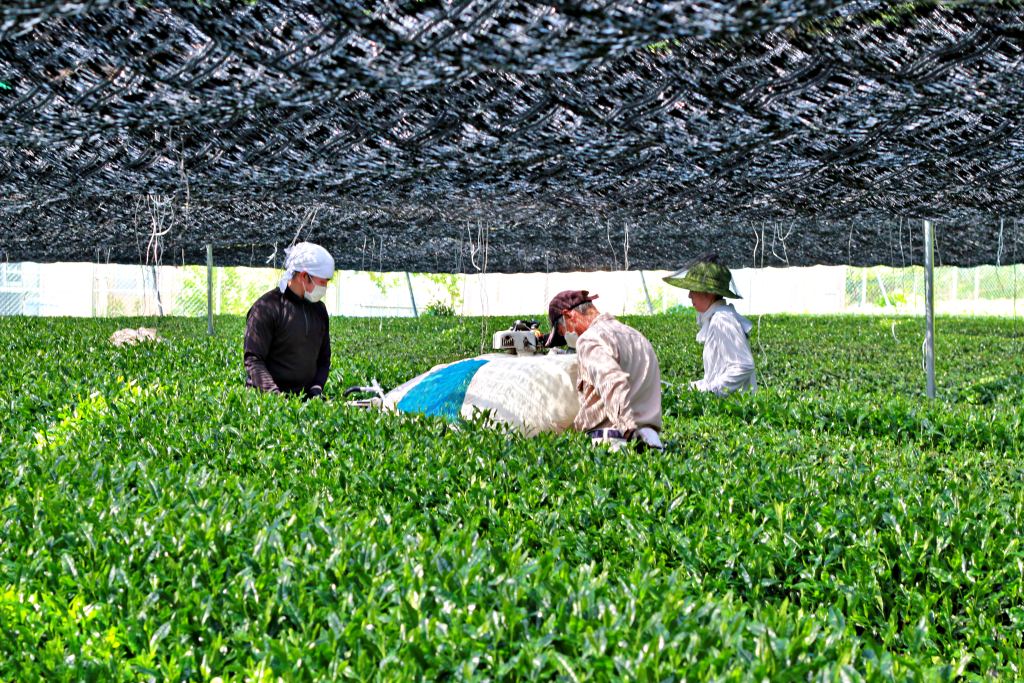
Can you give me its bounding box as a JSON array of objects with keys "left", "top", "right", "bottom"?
[
  {"left": 559, "top": 314, "right": 580, "bottom": 348},
  {"left": 304, "top": 282, "right": 328, "bottom": 303}
]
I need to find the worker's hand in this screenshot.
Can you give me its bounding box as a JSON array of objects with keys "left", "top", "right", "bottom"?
[
  {"left": 306, "top": 385, "right": 324, "bottom": 400},
  {"left": 635, "top": 427, "right": 664, "bottom": 450}
]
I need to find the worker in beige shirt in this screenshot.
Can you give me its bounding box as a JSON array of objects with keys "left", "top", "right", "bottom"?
[{"left": 544, "top": 290, "right": 663, "bottom": 451}]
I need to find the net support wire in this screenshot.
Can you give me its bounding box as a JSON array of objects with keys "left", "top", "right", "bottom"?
[{"left": 207, "top": 243, "right": 214, "bottom": 336}]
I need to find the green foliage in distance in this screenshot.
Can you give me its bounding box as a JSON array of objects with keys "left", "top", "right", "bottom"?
[
  {"left": 423, "top": 300, "right": 456, "bottom": 317},
  {"left": 1, "top": 313, "right": 1022, "bottom": 680},
  {"left": 174, "top": 266, "right": 273, "bottom": 316},
  {"left": 420, "top": 272, "right": 464, "bottom": 312}
]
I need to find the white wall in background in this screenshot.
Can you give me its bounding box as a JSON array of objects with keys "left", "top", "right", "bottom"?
[
  {"left": 34, "top": 262, "right": 94, "bottom": 316},
  {"left": 451, "top": 270, "right": 666, "bottom": 318},
  {"left": 395, "top": 266, "right": 848, "bottom": 318},
  {"left": 4, "top": 261, "right": 1018, "bottom": 318},
  {"left": 731, "top": 266, "right": 847, "bottom": 315}
]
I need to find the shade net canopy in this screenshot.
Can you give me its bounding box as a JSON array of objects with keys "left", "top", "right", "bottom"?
[{"left": 1, "top": 1, "right": 1022, "bottom": 272}]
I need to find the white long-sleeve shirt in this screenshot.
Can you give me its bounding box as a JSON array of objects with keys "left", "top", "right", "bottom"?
[{"left": 692, "top": 301, "right": 757, "bottom": 395}]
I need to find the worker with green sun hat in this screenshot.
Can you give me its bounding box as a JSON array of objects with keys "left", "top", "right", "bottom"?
[{"left": 664, "top": 255, "right": 757, "bottom": 395}]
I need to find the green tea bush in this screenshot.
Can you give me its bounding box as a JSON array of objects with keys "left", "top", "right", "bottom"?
[{"left": 0, "top": 314, "right": 1022, "bottom": 680}]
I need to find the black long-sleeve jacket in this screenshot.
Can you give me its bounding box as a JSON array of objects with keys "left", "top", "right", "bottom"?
[{"left": 244, "top": 287, "right": 330, "bottom": 397}]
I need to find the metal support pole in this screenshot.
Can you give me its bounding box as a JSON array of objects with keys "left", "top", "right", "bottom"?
[
  {"left": 405, "top": 271, "right": 418, "bottom": 318},
  {"left": 206, "top": 244, "right": 214, "bottom": 336},
  {"left": 151, "top": 265, "right": 164, "bottom": 316},
  {"left": 639, "top": 270, "right": 655, "bottom": 314},
  {"left": 336, "top": 272, "right": 343, "bottom": 315},
  {"left": 923, "top": 220, "right": 936, "bottom": 398}
]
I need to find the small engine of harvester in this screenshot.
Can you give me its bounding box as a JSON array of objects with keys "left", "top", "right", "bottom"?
[{"left": 491, "top": 319, "right": 544, "bottom": 355}]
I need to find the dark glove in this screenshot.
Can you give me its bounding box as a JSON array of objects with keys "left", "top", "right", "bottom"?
[{"left": 305, "top": 385, "right": 324, "bottom": 400}]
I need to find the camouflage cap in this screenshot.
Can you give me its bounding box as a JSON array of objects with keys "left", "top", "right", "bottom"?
[{"left": 663, "top": 261, "right": 741, "bottom": 298}]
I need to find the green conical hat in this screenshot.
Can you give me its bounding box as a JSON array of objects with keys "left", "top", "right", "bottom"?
[{"left": 663, "top": 261, "right": 741, "bottom": 298}]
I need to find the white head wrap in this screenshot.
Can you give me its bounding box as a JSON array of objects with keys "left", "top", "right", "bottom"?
[{"left": 278, "top": 242, "right": 335, "bottom": 292}]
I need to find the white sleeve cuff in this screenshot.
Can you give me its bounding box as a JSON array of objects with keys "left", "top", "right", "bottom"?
[{"left": 636, "top": 427, "right": 663, "bottom": 449}]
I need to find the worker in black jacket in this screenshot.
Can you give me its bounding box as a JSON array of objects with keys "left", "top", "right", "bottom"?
[{"left": 244, "top": 242, "right": 334, "bottom": 399}]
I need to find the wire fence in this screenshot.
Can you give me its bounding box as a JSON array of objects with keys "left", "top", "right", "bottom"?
[
  {"left": 843, "top": 265, "right": 1023, "bottom": 316},
  {"left": 0, "top": 262, "right": 425, "bottom": 318},
  {"left": 1, "top": 260, "right": 1022, "bottom": 319}
]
